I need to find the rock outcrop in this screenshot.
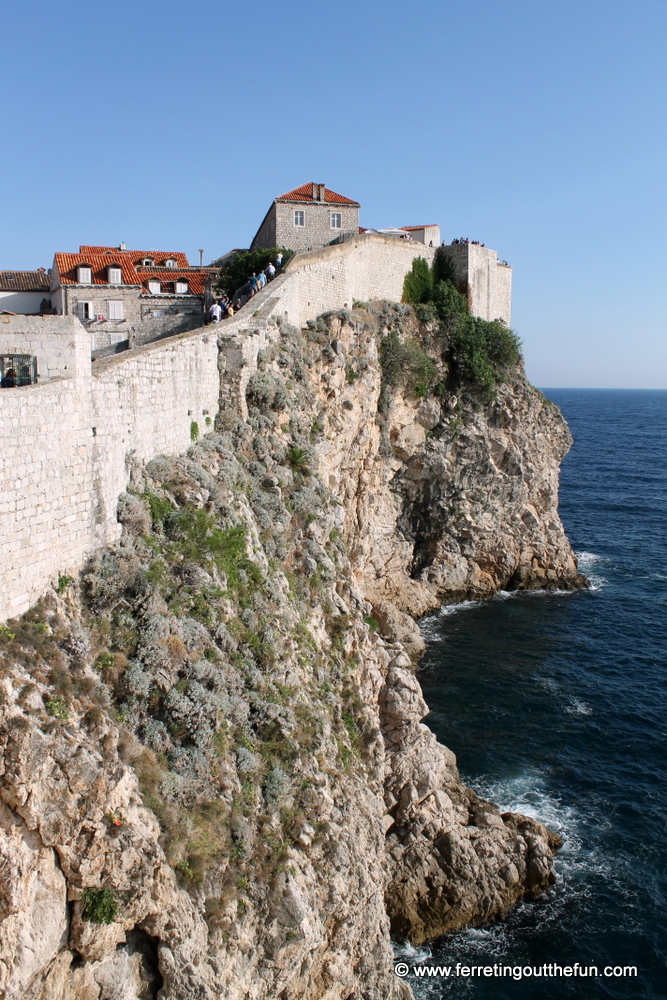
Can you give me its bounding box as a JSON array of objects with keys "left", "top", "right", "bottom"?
[{"left": 0, "top": 302, "right": 583, "bottom": 998}]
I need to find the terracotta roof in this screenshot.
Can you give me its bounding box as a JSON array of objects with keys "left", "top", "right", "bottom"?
[
  {"left": 0, "top": 270, "right": 50, "bottom": 292},
  {"left": 78, "top": 247, "right": 190, "bottom": 267},
  {"left": 54, "top": 254, "right": 141, "bottom": 286},
  {"left": 53, "top": 252, "right": 203, "bottom": 290},
  {"left": 276, "top": 182, "right": 359, "bottom": 206},
  {"left": 139, "top": 270, "right": 207, "bottom": 296}
]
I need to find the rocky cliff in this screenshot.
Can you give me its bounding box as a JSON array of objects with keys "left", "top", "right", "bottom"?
[{"left": 0, "top": 303, "right": 582, "bottom": 999}]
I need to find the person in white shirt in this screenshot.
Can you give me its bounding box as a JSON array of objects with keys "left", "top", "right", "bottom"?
[{"left": 209, "top": 301, "right": 222, "bottom": 323}]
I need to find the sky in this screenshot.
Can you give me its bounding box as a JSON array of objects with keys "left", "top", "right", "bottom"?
[{"left": 1, "top": 0, "right": 666, "bottom": 387}]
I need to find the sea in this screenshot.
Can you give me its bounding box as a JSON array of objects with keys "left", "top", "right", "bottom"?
[{"left": 396, "top": 389, "right": 667, "bottom": 1000}]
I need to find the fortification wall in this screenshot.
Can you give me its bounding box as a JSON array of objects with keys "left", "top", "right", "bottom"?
[
  {"left": 0, "top": 235, "right": 440, "bottom": 620},
  {"left": 0, "top": 317, "right": 219, "bottom": 619},
  {"left": 439, "top": 243, "right": 512, "bottom": 325}
]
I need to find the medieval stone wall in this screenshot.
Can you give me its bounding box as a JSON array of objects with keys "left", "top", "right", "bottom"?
[{"left": 0, "top": 234, "right": 468, "bottom": 621}]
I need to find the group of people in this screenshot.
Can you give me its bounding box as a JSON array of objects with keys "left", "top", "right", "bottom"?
[
  {"left": 208, "top": 252, "right": 284, "bottom": 323},
  {"left": 450, "top": 238, "right": 486, "bottom": 247}
]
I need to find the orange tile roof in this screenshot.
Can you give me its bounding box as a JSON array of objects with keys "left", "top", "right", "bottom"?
[
  {"left": 54, "top": 252, "right": 203, "bottom": 291},
  {"left": 276, "top": 182, "right": 359, "bottom": 206},
  {"left": 139, "top": 270, "right": 207, "bottom": 295},
  {"left": 78, "top": 246, "right": 190, "bottom": 266},
  {"left": 54, "top": 254, "right": 141, "bottom": 286}
]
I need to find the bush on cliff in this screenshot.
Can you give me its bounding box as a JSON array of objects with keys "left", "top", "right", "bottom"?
[{"left": 402, "top": 256, "right": 522, "bottom": 401}]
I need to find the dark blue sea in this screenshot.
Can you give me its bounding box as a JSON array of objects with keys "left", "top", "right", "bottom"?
[{"left": 399, "top": 389, "right": 667, "bottom": 1000}]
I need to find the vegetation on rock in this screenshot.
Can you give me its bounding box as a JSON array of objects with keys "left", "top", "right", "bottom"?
[{"left": 402, "top": 251, "right": 522, "bottom": 401}]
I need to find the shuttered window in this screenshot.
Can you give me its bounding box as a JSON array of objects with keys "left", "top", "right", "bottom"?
[{"left": 107, "top": 300, "right": 124, "bottom": 319}]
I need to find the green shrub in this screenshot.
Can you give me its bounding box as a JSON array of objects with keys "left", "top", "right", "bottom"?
[
  {"left": 140, "top": 492, "right": 174, "bottom": 531},
  {"left": 378, "top": 331, "right": 436, "bottom": 410},
  {"left": 285, "top": 446, "right": 311, "bottom": 475},
  {"left": 402, "top": 257, "right": 433, "bottom": 304},
  {"left": 45, "top": 696, "right": 69, "bottom": 720},
  {"left": 0, "top": 623, "right": 16, "bottom": 640},
  {"left": 81, "top": 887, "right": 119, "bottom": 924},
  {"left": 216, "top": 247, "right": 294, "bottom": 298},
  {"left": 57, "top": 575, "right": 74, "bottom": 594},
  {"left": 190, "top": 421, "right": 200, "bottom": 442}
]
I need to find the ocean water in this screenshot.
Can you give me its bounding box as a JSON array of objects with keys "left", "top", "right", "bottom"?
[{"left": 399, "top": 389, "right": 667, "bottom": 1000}]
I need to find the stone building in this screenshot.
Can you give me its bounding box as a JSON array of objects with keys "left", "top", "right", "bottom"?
[
  {"left": 50, "top": 245, "right": 214, "bottom": 353},
  {"left": 0, "top": 269, "right": 51, "bottom": 315},
  {"left": 440, "top": 241, "right": 512, "bottom": 326},
  {"left": 250, "top": 182, "right": 360, "bottom": 252},
  {"left": 400, "top": 225, "right": 441, "bottom": 246}
]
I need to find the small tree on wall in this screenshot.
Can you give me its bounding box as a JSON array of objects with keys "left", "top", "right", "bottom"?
[
  {"left": 215, "top": 248, "right": 294, "bottom": 298},
  {"left": 402, "top": 257, "right": 433, "bottom": 304}
]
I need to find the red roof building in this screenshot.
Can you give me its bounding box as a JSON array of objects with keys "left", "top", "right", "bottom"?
[
  {"left": 250, "top": 182, "right": 360, "bottom": 252},
  {"left": 50, "top": 245, "right": 214, "bottom": 353}
]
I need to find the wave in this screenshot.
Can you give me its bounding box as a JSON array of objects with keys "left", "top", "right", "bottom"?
[{"left": 576, "top": 550, "right": 608, "bottom": 590}]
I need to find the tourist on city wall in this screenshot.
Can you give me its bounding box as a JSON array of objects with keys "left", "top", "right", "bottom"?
[
  {"left": 209, "top": 301, "right": 222, "bottom": 323},
  {"left": 1, "top": 368, "right": 17, "bottom": 388},
  {"left": 275, "top": 252, "right": 283, "bottom": 271},
  {"left": 248, "top": 273, "right": 259, "bottom": 295},
  {"left": 265, "top": 262, "right": 276, "bottom": 281}
]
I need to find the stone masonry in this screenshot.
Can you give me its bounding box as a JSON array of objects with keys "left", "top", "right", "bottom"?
[
  {"left": 251, "top": 183, "right": 360, "bottom": 252},
  {"left": 440, "top": 241, "right": 512, "bottom": 325},
  {"left": 0, "top": 233, "right": 451, "bottom": 622}
]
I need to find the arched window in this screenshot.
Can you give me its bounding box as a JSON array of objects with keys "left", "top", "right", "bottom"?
[
  {"left": 77, "top": 265, "right": 92, "bottom": 284},
  {"left": 107, "top": 265, "right": 122, "bottom": 284},
  {"left": 147, "top": 280, "right": 161, "bottom": 295},
  {"left": 175, "top": 280, "right": 189, "bottom": 294}
]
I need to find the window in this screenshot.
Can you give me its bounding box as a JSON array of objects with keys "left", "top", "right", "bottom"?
[
  {"left": 77, "top": 266, "right": 92, "bottom": 284},
  {"left": 142, "top": 258, "right": 154, "bottom": 266},
  {"left": 77, "top": 301, "right": 94, "bottom": 320},
  {"left": 175, "top": 281, "right": 189, "bottom": 294},
  {"left": 147, "top": 281, "right": 161, "bottom": 294},
  {"left": 107, "top": 300, "right": 124, "bottom": 320},
  {"left": 330, "top": 212, "right": 342, "bottom": 229},
  {"left": 294, "top": 210, "right": 305, "bottom": 227},
  {"left": 107, "top": 266, "right": 122, "bottom": 284},
  {"left": 165, "top": 258, "right": 177, "bottom": 267}
]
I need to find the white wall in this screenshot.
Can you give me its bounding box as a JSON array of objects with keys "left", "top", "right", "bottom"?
[{"left": 0, "top": 291, "right": 47, "bottom": 314}]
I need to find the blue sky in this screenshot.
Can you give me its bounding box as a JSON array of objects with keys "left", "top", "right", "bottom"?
[{"left": 2, "top": 0, "right": 666, "bottom": 387}]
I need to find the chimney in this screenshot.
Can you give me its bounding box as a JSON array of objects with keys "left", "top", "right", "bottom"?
[
  {"left": 119, "top": 242, "right": 126, "bottom": 251},
  {"left": 315, "top": 183, "right": 326, "bottom": 202}
]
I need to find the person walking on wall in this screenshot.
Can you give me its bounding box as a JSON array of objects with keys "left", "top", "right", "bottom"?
[
  {"left": 248, "top": 273, "right": 259, "bottom": 296},
  {"left": 275, "top": 252, "right": 283, "bottom": 272},
  {"left": 209, "top": 301, "right": 222, "bottom": 323},
  {"left": 265, "top": 262, "right": 276, "bottom": 281},
  {"left": 0, "top": 368, "right": 16, "bottom": 388}
]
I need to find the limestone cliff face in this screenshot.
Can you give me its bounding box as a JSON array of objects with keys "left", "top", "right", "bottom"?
[{"left": 0, "top": 303, "right": 581, "bottom": 999}]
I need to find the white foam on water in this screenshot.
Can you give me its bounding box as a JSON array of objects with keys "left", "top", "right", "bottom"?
[
  {"left": 565, "top": 698, "right": 592, "bottom": 716},
  {"left": 576, "top": 551, "right": 609, "bottom": 591}
]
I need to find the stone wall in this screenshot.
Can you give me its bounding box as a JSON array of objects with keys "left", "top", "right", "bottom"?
[
  {"left": 439, "top": 242, "right": 512, "bottom": 325},
  {"left": 252, "top": 201, "right": 360, "bottom": 251},
  {"left": 0, "top": 315, "right": 89, "bottom": 380},
  {"left": 51, "top": 284, "right": 206, "bottom": 352},
  {"left": 0, "top": 317, "right": 219, "bottom": 620},
  {"left": 0, "top": 234, "right": 450, "bottom": 621}
]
